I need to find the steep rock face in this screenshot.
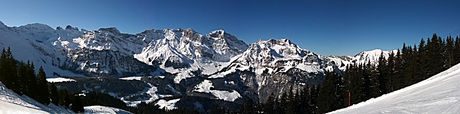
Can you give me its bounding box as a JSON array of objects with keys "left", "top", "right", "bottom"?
[
  {"left": 133, "top": 29, "right": 248, "bottom": 83},
  {"left": 206, "top": 39, "right": 345, "bottom": 101}
]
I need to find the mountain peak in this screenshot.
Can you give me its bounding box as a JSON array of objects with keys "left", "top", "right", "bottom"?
[
  {"left": 0, "top": 21, "right": 7, "bottom": 29},
  {"left": 256, "top": 39, "right": 295, "bottom": 46},
  {"left": 65, "top": 25, "right": 79, "bottom": 31},
  {"left": 98, "top": 27, "right": 120, "bottom": 35},
  {"left": 209, "top": 30, "right": 226, "bottom": 38}
]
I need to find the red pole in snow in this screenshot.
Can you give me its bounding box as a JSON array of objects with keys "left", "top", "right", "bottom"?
[{"left": 348, "top": 92, "right": 351, "bottom": 107}]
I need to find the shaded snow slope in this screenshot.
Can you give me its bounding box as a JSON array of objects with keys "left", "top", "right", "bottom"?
[
  {"left": 84, "top": 105, "right": 132, "bottom": 114},
  {"left": 0, "top": 82, "right": 72, "bottom": 113},
  {"left": 0, "top": 22, "right": 84, "bottom": 77},
  {"left": 330, "top": 63, "right": 460, "bottom": 114}
]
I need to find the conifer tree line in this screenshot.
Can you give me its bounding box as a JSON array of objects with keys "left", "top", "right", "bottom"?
[
  {"left": 234, "top": 34, "right": 460, "bottom": 114},
  {"left": 0, "top": 47, "right": 84, "bottom": 113}
]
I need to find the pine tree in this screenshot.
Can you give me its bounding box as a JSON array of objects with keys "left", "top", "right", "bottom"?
[
  {"left": 279, "top": 92, "right": 287, "bottom": 113},
  {"left": 0, "top": 48, "right": 5, "bottom": 82},
  {"left": 71, "top": 95, "right": 84, "bottom": 113},
  {"left": 426, "top": 34, "right": 444, "bottom": 76},
  {"left": 273, "top": 95, "right": 282, "bottom": 114},
  {"left": 402, "top": 45, "right": 414, "bottom": 86},
  {"left": 301, "top": 85, "right": 312, "bottom": 113},
  {"left": 369, "top": 62, "right": 380, "bottom": 98},
  {"left": 50, "top": 83, "right": 59, "bottom": 105},
  {"left": 418, "top": 38, "right": 429, "bottom": 81},
  {"left": 310, "top": 85, "right": 319, "bottom": 113},
  {"left": 244, "top": 98, "right": 255, "bottom": 114},
  {"left": 264, "top": 93, "right": 275, "bottom": 114},
  {"left": 36, "top": 66, "right": 50, "bottom": 105},
  {"left": 286, "top": 86, "right": 295, "bottom": 114},
  {"left": 316, "top": 72, "right": 340, "bottom": 113},
  {"left": 387, "top": 52, "right": 395, "bottom": 92},
  {"left": 58, "top": 88, "right": 70, "bottom": 108},
  {"left": 444, "top": 36, "right": 455, "bottom": 68},
  {"left": 18, "top": 61, "right": 28, "bottom": 95},
  {"left": 8, "top": 48, "right": 19, "bottom": 95},
  {"left": 394, "top": 49, "right": 404, "bottom": 90},
  {"left": 408, "top": 45, "right": 419, "bottom": 85},
  {"left": 26, "top": 61, "right": 38, "bottom": 99},
  {"left": 454, "top": 36, "right": 460, "bottom": 65},
  {"left": 377, "top": 53, "right": 388, "bottom": 95},
  {"left": 362, "top": 63, "right": 371, "bottom": 100},
  {"left": 1, "top": 47, "right": 20, "bottom": 94},
  {"left": 344, "top": 64, "right": 365, "bottom": 105}
]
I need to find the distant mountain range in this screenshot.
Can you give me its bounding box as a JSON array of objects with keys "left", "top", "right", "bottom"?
[{"left": 0, "top": 21, "right": 397, "bottom": 110}]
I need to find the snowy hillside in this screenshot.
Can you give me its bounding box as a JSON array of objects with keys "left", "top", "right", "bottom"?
[
  {"left": 0, "top": 82, "right": 72, "bottom": 113},
  {"left": 329, "top": 63, "right": 460, "bottom": 114},
  {"left": 0, "top": 21, "right": 84, "bottom": 77},
  {"left": 351, "top": 49, "right": 398, "bottom": 65},
  {"left": 84, "top": 105, "right": 132, "bottom": 114}
]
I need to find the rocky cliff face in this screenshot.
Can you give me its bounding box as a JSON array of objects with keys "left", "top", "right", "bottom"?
[{"left": 205, "top": 39, "right": 347, "bottom": 101}]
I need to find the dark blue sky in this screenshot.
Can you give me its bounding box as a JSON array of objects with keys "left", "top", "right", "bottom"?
[{"left": 1, "top": 0, "right": 459, "bottom": 56}]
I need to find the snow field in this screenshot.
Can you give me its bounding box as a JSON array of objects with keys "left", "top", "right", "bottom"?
[
  {"left": 84, "top": 105, "right": 132, "bottom": 114},
  {"left": 194, "top": 80, "right": 241, "bottom": 102},
  {"left": 46, "top": 77, "right": 76, "bottom": 83},
  {"left": 155, "top": 99, "right": 181, "bottom": 110}
]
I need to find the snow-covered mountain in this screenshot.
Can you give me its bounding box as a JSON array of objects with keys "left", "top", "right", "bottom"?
[
  {"left": 350, "top": 49, "right": 398, "bottom": 65},
  {"left": 0, "top": 21, "right": 247, "bottom": 80},
  {"left": 0, "top": 21, "right": 399, "bottom": 110},
  {"left": 329, "top": 63, "right": 460, "bottom": 114},
  {"left": 202, "top": 39, "right": 358, "bottom": 101}
]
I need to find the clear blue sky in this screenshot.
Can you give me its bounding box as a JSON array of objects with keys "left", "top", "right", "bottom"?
[{"left": 1, "top": 0, "right": 460, "bottom": 56}]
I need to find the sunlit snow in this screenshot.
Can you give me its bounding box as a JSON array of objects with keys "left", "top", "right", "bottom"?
[
  {"left": 329, "top": 63, "right": 460, "bottom": 114},
  {"left": 155, "top": 99, "right": 180, "bottom": 110},
  {"left": 46, "top": 77, "right": 76, "bottom": 83},
  {"left": 194, "top": 80, "right": 241, "bottom": 102}
]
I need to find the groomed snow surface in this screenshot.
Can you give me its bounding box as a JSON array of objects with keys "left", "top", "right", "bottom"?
[{"left": 329, "top": 63, "right": 460, "bottom": 114}]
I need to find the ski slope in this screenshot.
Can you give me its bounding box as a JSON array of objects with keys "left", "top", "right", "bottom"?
[
  {"left": 0, "top": 82, "right": 72, "bottom": 113},
  {"left": 329, "top": 63, "right": 460, "bottom": 114}
]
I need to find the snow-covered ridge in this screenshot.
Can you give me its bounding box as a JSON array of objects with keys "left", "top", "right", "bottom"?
[
  {"left": 351, "top": 49, "right": 398, "bottom": 65},
  {"left": 0, "top": 21, "right": 249, "bottom": 78},
  {"left": 214, "top": 38, "right": 331, "bottom": 77}
]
